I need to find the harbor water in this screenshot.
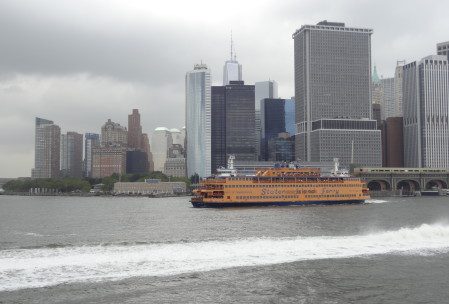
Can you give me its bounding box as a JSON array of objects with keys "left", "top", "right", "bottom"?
[{"left": 1, "top": 195, "right": 449, "bottom": 303}]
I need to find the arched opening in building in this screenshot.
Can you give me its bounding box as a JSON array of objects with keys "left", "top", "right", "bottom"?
[
  {"left": 367, "top": 180, "right": 391, "bottom": 191},
  {"left": 396, "top": 180, "right": 420, "bottom": 193},
  {"left": 425, "top": 180, "right": 448, "bottom": 190}
]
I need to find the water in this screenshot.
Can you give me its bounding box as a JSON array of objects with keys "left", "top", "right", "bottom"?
[{"left": 1, "top": 195, "right": 449, "bottom": 303}]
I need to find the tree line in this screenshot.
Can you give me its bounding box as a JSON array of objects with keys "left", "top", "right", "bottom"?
[{"left": 3, "top": 172, "right": 192, "bottom": 193}]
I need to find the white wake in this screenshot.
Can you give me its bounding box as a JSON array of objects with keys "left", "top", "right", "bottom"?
[
  {"left": 365, "top": 199, "right": 389, "bottom": 204},
  {"left": 1, "top": 223, "right": 449, "bottom": 291}
]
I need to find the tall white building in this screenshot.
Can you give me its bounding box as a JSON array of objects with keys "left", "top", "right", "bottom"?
[
  {"left": 394, "top": 60, "right": 406, "bottom": 117},
  {"left": 403, "top": 55, "right": 449, "bottom": 168},
  {"left": 380, "top": 77, "right": 395, "bottom": 120},
  {"left": 223, "top": 36, "right": 242, "bottom": 85},
  {"left": 151, "top": 127, "right": 173, "bottom": 172},
  {"left": 254, "top": 80, "right": 278, "bottom": 160},
  {"left": 223, "top": 60, "right": 242, "bottom": 85},
  {"left": 186, "top": 63, "right": 211, "bottom": 177}
]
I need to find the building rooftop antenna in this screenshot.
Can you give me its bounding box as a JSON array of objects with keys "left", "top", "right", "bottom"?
[{"left": 230, "top": 30, "right": 233, "bottom": 61}]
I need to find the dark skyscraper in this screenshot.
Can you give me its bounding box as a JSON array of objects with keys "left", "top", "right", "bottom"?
[
  {"left": 126, "top": 150, "right": 149, "bottom": 174},
  {"left": 260, "top": 98, "right": 286, "bottom": 160},
  {"left": 128, "top": 109, "right": 143, "bottom": 149},
  {"left": 211, "top": 81, "right": 256, "bottom": 172},
  {"left": 268, "top": 133, "right": 295, "bottom": 162},
  {"left": 211, "top": 86, "right": 226, "bottom": 172}
]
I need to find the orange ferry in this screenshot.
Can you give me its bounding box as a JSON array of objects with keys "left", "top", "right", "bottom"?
[{"left": 191, "top": 157, "right": 370, "bottom": 208}]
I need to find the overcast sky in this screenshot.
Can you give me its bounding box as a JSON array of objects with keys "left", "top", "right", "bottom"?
[{"left": 1, "top": 0, "right": 448, "bottom": 177}]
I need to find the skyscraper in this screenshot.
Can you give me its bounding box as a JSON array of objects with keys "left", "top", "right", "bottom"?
[
  {"left": 31, "top": 117, "right": 61, "bottom": 178},
  {"left": 84, "top": 133, "right": 100, "bottom": 177},
  {"left": 284, "top": 98, "right": 296, "bottom": 136},
  {"left": 293, "top": 20, "right": 381, "bottom": 167},
  {"left": 403, "top": 55, "right": 449, "bottom": 168},
  {"left": 380, "top": 77, "right": 395, "bottom": 120},
  {"left": 185, "top": 63, "right": 211, "bottom": 177},
  {"left": 268, "top": 133, "right": 295, "bottom": 162},
  {"left": 151, "top": 127, "right": 173, "bottom": 172},
  {"left": 260, "top": 98, "right": 286, "bottom": 160},
  {"left": 255, "top": 81, "right": 278, "bottom": 107},
  {"left": 381, "top": 117, "right": 404, "bottom": 167},
  {"left": 126, "top": 150, "right": 149, "bottom": 174},
  {"left": 223, "top": 36, "right": 242, "bottom": 85},
  {"left": 60, "top": 131, "right": 83, "bottom": 178},
  {"left": 211, "top": 86, "right": 227, "bottom": 172},
  {"left": 127, "top": 109, "right": 142, "bottom": 149},
  {"left": 141, "top": 133, "right": 153, "bottom": 172},
  {"left": 371, "top": 66, "right": 382, "bottom": 106},
  {"left": 437, "top": 41, "right": 449, "bottom": 61},
  {"left": 101, "top": 119, "right": 127, "bottom": 147},
  {"left": 224, "top": 81, "right": 255, "bottom": 162},
  {"left": 254, "top": 80, "right": 278, "bottom": 160},
  {"left": 394, "top": 60, "right": 406, "bottom": 117},
  {"left": 211, "top": 81, "right": 256, "bottom": 171}
]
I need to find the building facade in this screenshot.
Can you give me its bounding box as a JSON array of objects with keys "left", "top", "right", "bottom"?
[
  {"left": 114, "top": 180, "right": 186, "bottom": 195},
  {"left": 211, "top": 81, "right": 256, "bottom": 171},
  {"left": 31, "top": 117, "right": 61, "bottom": 179},
  {"left": 126, "top": 150, "right": 149, "bottom": 174},
  {"left": 293, "top": 20, "right": 381, "bottom": 167},
  {"left": 380, "top": 77, "right": 395, "bottom": 120},
  {"left": 403, "top": 55, "right": 449, "bottom": 168},
  {"left": 127, "top": 109, "right": 142, "bottom": 149},
  {"left": 91, "top": 146, "right": 127, "bottom": 178},
  {"left": 151, "top": 127, "right": 173, "bottom": 172},
  {"left": 170, "top": 128, "right": 185, "bottom": 147},
  {"left": 372, "top": 103, "right": 382, "bottom": 127},
  {"left": 284, "top": 97, "right": 296, "bottom": 136},
  {"left": 260, "top": 98, "right": 286, "bottom": 160},
  {"left": 254, "top": 80, "right": 278, "bottom": 160},
  {"left": 84, "top": 133, "right": 100, "bottom": 177},
  {"left": 185, "top": 63, "right": 211, "bottom": 177},
  {"left": 60, "top": 131, "right": 83, "bottom": 178},
  {"left": 141, "top": 133, "right": 153, "bottom": 172},
  {"left": 267, "top": 133, "right": 295, "bottom": 162},
  {"left": 394, "top": 61, "right": 406, "bottom": 117},
  {"left": 437, "top": 41, "right": 449, "bottom": 61},
  {"left": 101, "top": 119, "right": 127, "bottom": 147},
  {"left": 381, "top": 117, "right": 404, "bottom": 167},
  {"left": 164, "top": 158, "right": 186, "bottom": 178},
  {"left": 164, "top": 143, "right": 186, "bottom": 178},
  {"left": 371, "top": 66, "right": 382, "bottom": 106}
]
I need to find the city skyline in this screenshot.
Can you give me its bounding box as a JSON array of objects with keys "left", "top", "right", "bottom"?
[{"left": 2, "top": 0, "right": 449, "bottom": 177}]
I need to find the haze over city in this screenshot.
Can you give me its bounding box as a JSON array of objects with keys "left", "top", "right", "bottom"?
[{"left": 1, "top": 0, "right": 448, "bottom": 177}]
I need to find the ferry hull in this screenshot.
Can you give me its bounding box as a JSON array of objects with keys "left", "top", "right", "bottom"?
[{"left": 191, "top": 199, "right": 365, "bottom": 208}]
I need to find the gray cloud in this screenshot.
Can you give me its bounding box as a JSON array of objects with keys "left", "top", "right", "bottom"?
[{"left": 1, "top": 0, "right": 448, "bottom": 177}]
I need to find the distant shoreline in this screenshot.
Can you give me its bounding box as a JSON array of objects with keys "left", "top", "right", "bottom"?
[{"left": 0, "top": 192, "right": 191, "bottom": 198}]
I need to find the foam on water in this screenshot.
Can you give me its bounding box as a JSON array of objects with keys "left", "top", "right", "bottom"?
[
  {"left": 1, "top": 223, "right": 449, "bottom": 291},
  {"left": 365, "top": 199, "right": 389, "bottom": 204}
]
